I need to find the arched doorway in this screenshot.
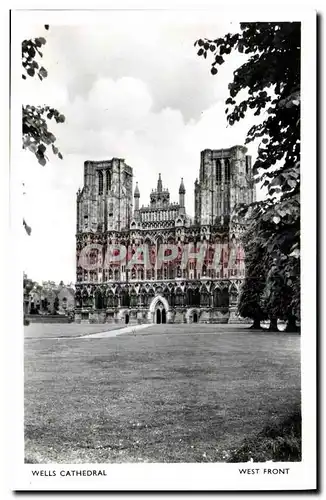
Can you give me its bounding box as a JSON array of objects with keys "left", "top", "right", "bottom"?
[
  {"left": 193, "top": 312, "right": 198, "bottom": 323},
  {"left": 125, "top": 313, "right": 129, "bottom": 324},
  {"left": 149, "top": 295, "right": 169, "bottom": 324}
]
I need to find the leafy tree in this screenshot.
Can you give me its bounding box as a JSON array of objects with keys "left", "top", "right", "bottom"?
[
  {"left": 41, "top": 297, "right": 49, "bottom": 312},
  {"left": 259, "top": 203, "right": 300, "bottom": 331},
  {"left": 23, "top": 105, "right": 65, "bottom": 166},
  {"left": 22, "top": 32, "right": 48, "bottom": 80},
  {"left": 53, "top": 296, "right": 59, "bottom": 314},
  {"left": 239, "top": 198, "right": 300, "bottom": 331},
  {"left": 195, "top": 22, "right": 300, "bottom": 195},
  {"left": 22, "top": 25, "right": 65, "bottom": 167},
  {"left": 238, "top": 226, "right": 268, "bottom": 329},
  {"left": 195, "top": 23, "right": 300, "bottom": 331},
  {"left": 22, "top": 25, "right": 66, "bottom": 236}
]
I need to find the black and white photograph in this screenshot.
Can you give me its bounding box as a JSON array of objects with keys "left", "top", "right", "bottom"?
[{"left": 5, "top": 5, "right": 317, "bottom": 492}]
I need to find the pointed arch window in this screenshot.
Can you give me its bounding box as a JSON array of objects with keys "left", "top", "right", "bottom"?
[
  {"left": 187, "top": 288, "right": 193, "bottom": 306},
  {"left": 139, "top": 289, "right": 146, "bottom": 306},
  {"left": 107, "top": 291, "right": 114, "bottom": 308},
  {"left": 163, "top": 287, "right": 170, "bottom": 303},
  {"left": 130, "top": 290, "right": 137, "bottom": 307},
  {"left": 98, "top": 170, "right": 103, "bottom": 195},
  {"left": 106, "top": 170, "right": 111, "bottom": 193},
  {"left": 95, "top": 289, "right": 103, "bottom": 309},
  {"left": 216, "top": 160, "right": 222, "bottom": 183},
  {"left": 221, "top": 288, "right": 229, "bottom": 307},
  {"left": 82, "top": 290, "right": 89, "bottom": 307},
  {"left": 121, "top": 289, "right": 130, "bottom": 307},
  {"left": 213, "top": 288, "right": 221, "bottom": 307},
  {"left": 113, "top": 293, "right": 119, "bottom": 307},
  {"left": 175, "top": 288, "right": 184, "bottom": 306},
  {"left": 225, "top": 159, "right": 230, "bottom": 183},
  {"left": 200, "top": 288, "right": 210, "bottom": 306},
  {"left": 193, "top": 288, "right": 200, "bottom": 306}
]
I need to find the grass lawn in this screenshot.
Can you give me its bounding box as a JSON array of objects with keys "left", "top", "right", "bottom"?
[
  {"left": 24, "top": 323, "right": 125, "bottom": 339},
  {"left": 24, "top": 324, "right": 301, "bottom": 463}
]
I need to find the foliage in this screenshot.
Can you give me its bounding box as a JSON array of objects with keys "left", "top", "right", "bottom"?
[
  {"left": 240, "top": 197, "right": 300, "bottom": 324},
  {"left": 22, "top": 25, "right": 66, "bottom": 235},
  {"left": 195, "top": 23, "right": 301, "bottom": 326},
  {"left": 23, "top": 218, "right": 32, "bottom": 236},
  {"left": 53, "top": 296, "right": 59, "bottom": 313},
  {"left": 22, "top": 28, "right": 49, "bottom": 80},
  {"left": 261, "top": 228, "right": 300, "bottom": 322},
  {"left": 22, "top": 25, "right": 65, "bottom": 167},
  {"left": 195, "top": 22, "right": 300, "bottom": 194},
  {"left": 23, "top": 105, "right": 65, "bottom": 166},
  {"left": 238, "top": 225, "right": 268, "bottom": 323},
  {"left": 227, "top": 409, "right": 301, "bottom": 462}
]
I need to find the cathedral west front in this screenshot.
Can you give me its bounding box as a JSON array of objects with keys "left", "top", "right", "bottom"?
[{"left": 75, "top": 145, "right": 256, "bottom": 324}]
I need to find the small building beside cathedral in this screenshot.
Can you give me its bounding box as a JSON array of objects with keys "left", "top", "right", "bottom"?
[{"left": 75, "top": 146, "right": 255, "bottom": 324}]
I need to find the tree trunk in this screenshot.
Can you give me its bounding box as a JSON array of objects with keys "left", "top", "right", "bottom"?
[
  {"left": 269, "top": 317, "right": 279, "bottom": 331},
  {"left": 249, "top": 318, "right": 262, "bottom": 329},
  {"left": 285, "top": 314, "right": 299, "bottom": 332}
]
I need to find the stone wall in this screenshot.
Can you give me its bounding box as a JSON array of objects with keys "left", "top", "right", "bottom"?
[
  {"left": 74, "top": 305, "right": 239, "bottom": 325},
  {"left": 75, "top": 147, "right": 256, "bottom": 326},
  {"left": 25, "top": 315, "right": 73, "bottom": 324}
]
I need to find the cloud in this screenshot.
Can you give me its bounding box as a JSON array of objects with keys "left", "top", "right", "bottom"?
[
  {"left": 27, "top": 18, "right": 244, "bottom": 121},
  {"left": 19, "top": 17, "right": 261, "bottom": 283},
  {"left": 50, "top": 74, "right": 259, "bottom": 207}
]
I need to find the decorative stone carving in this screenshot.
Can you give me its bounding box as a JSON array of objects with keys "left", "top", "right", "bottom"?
[{"left": 75, "top": 148, "right": 254, "bottom": 324}]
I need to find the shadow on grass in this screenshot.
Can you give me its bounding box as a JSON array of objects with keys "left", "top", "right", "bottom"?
[{"left": 227, "top": 409, "right": 301, "bottom": 462}]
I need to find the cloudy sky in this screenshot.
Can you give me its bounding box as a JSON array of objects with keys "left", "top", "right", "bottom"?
[{"left": 18, "top": 11, "right": 261, "bottom": 284}]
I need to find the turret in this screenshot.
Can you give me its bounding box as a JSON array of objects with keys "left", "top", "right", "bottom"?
[
  {"left": 179, "top": 178, "right": 185, "bottom": 215},
  {"left": 134, "top": 182, "right": 140, "bottom": 218},
  {"left": 157, "top": 173, "right": 162, "bottom": 193}
]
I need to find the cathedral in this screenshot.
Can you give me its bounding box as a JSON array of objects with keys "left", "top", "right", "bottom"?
[{"left": 75, "top": 146, "right": 256, "bottom": 324}]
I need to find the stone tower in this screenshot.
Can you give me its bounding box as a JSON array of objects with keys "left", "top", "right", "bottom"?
[
  {"left": 194, "top": 145, "right": 255, "bottom": 225},
  {"left": 75, "top": 146, "right": 256, "bottom": 325},
  {"left": 76, "top": 158, "right": 133, "bottom": 233}
]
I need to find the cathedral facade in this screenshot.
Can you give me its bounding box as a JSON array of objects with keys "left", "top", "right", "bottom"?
[{"left": 75, "top": 146, "right": 255, "bottom": 324}]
